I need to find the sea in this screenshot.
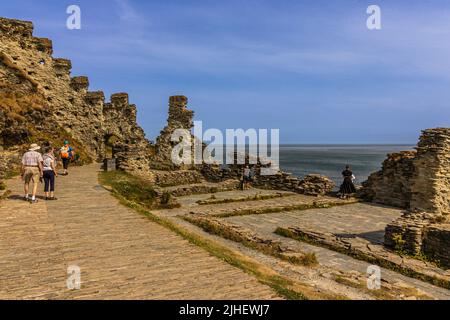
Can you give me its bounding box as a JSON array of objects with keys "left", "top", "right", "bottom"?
[{"left": 278, "top": 145, "right": 415, "bottom": 186}]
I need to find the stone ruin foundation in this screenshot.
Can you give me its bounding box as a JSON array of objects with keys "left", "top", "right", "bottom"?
[{"left": 361, "top": 128, "right": 450, "bottom": 267}]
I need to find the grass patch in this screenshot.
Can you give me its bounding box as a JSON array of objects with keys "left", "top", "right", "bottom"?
[
  {"left": 196, "top": 192, "right": 295, "bottom": 205},
  {"left": 214, "top": 199, "right": 358, "bottom": 218},
  {"left": 99, "top": 170, "right": 180, "bottom": 210}
]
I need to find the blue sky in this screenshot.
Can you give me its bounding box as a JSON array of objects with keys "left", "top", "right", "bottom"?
[{"left": 2, "top": 0, "right": 450, "bottom": 143}]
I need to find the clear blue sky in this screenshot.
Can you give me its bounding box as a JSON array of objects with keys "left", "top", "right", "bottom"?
[{"left": 2, "top": 0, "right": 450, "bottom": 143}]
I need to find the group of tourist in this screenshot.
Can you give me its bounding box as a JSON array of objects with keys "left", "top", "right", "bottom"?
[{"left": 21, "top": 140, "right": 75, "bottom": 204}]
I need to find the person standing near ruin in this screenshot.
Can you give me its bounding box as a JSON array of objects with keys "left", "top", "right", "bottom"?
[
  {"left": 21, "top": 143, "right": 43, "bottom": 204},
  {"left": 242, "top": 165, "right": 251, "bottom": 190},
  {"left": 43, "top": 146, "right": 58, "bottom": 200},
  {"left": 59, "top": 140, "right": 75, "bottom": 176},
  {"left": 339, "top": 165, "right": 356, "bottom": 199}
]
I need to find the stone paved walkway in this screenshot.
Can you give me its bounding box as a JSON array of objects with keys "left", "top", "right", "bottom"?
[{"left": 0, "top": 164, "right": 279, "bottom": 300}]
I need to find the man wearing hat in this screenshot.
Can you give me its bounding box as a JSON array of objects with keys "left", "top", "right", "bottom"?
[{"left": 21, "top": 143, "right": 44, "bottom": 203}]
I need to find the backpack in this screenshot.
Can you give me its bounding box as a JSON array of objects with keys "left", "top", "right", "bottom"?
[{"left": 61, "top": 146, "right": 71, "bottom": 159}]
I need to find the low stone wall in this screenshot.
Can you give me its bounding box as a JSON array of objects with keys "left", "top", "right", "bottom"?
[
  {"left": 422, "top": 225, "right": 450, "bottom": 268},
  {"left": 153, "top": 170, "right": 204, "bottom": 187},
  {"left": 202, "top": 163, "right": 335, "bottom": 196},
  {"left": 384, "top": 212, "right": 429, "bottom": 255},
  {"left": 384, "top": 211, "right": 450, "bottom": 267}
]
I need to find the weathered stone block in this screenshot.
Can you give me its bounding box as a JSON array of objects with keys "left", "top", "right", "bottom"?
[
  {"left": 53, "top": 58, "right": 72, "bottom": 76},
  {"left": 85, "top": 91, "right": 105, "bottom": 104},
  {"left": 0, "top": 17, "right": 33, "bottom": 38},
  {"left": 70, "top": 76, "right": 89, "bottom": 92},
  {"left": 32, "top": 37, "right": 53, "bottom": 54},
  {"left": 111, "top": 93, "right": 129, "bottom": 106}
]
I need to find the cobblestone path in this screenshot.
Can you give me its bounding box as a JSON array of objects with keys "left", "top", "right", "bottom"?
[{"left": 0, "top": 164, "right": 279, "bottom": 300}]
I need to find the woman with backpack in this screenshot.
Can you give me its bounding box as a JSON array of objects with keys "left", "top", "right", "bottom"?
[{"left": 60, "top": 140, "right": 75, "bottom": 176}]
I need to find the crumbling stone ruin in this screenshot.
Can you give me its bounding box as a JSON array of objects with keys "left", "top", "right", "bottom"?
[
  {"left": 361, "top": 128, "right": 450, "bottom": 267},
  {"left": 0, "top": 17, "right": 152, "bottom": 175},
  {"left": 151, "top": 95, "right": 194, "bottom": 171}
]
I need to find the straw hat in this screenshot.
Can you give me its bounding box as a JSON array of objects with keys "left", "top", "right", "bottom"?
[{"left": 29, "top": 143, "right": 41, "bottom": 151}]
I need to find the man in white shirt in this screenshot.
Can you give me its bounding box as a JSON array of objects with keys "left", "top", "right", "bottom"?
[{"left": 21, "top": 143, "right": 43, "bottom": 203}]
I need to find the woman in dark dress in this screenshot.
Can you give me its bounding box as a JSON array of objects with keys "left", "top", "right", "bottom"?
[{"left": 339, "top": 165, "right": 356, "bottom": 198}]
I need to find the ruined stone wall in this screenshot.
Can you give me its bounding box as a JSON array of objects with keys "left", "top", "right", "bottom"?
[
  {"left": 361, "top": 128, "right": 450, "bottom": 215},
  {"left": 422, "top": 225, "right": 450, "bottom": 268},
  {"left": 360, "top": 151, "right": 416, "bottom": 208},
  {"left": 201, "top": 156, "right": 335, "bottom": 196},
  {"left": 150, "top": 95, "right": 195, "bottom": 170},
  {"left": 0, "top": 17, "right": 152, "bottom": 172},
  {"left": 374, "top": 128, "right": 450, "bottom": 267},
  {"left": 409, "top": 128, "right": 450, "bottom": 215}
]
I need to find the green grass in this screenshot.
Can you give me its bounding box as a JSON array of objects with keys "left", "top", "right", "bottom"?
[
  {"left": 99, "top": 170, "right": 170, "bottom": 209},
  {"left": 196, "top": 192, "right": 295, "bottom": 205},
  {"left": 214, "top": 199, "right": 358, "bottom": 218}
]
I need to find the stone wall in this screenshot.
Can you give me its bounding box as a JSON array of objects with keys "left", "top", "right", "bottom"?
[
  {"left": 365, "top": 128, "right": 450, "bottom": 267},
  {"left": 0, "top": 17, "right": 152, "bottom": 172},
  {"left": 422, "top": 225, "right": 450, "bottom": 268},
  {"left": 201, "top": 156, "right": 335, "bottom": 196},
  {"left": 359, "top": 151, "right": 416, "bottom": 208},
  {"left": 150, "top": 95, "right": 195, "bottom": 170},
  {"left": 409, "top": 128, "right": 450, "bottom": 215},
  {"left": 361, "top": 128, "right": 450, "bottom": 214}
]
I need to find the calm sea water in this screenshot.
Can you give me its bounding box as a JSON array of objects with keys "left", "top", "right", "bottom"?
[{"left": 279, "top": 145, "right": 415, "bottom": 186}]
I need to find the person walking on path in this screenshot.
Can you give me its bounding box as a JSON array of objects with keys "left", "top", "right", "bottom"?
[
  {"left": 339, "top": 165, "right": 357, "bottom": 199},
  {"left": 43, "top": 146, "right": 58, "bottom": 200},
  {"left": 21, "top": 143, "right": 43, "bottom": 204},
  {"left": 59, "top": 140, "right": 74, "bottom": 176}
]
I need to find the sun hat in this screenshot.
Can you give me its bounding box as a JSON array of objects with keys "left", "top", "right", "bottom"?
[{"left": 29, "top": 143, "right": 41, "bottom": 151}]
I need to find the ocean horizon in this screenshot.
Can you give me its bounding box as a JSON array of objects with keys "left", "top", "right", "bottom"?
[{"left": 278, "top": 144, "right": 415, "bottom": 186}]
